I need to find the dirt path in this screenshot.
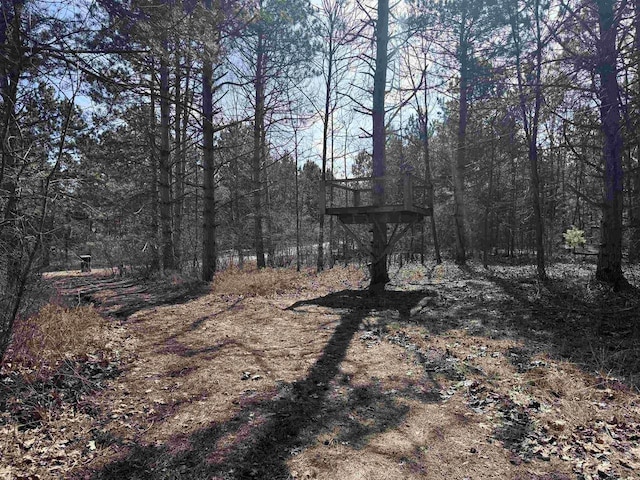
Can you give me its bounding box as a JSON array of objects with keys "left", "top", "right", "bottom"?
[{"left": 2, "top": 263, "right": 640, "bottom": 479}]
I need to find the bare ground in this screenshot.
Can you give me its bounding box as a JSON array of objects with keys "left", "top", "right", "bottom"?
[{"left": 1, "top": 261, "right": 640, "bottom": 480}]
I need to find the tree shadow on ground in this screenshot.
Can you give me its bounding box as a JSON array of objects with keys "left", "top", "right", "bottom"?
[
  {"left": 86, "top": 289, "right": 441, "bottom": 480},
  {"left": 406, "top": 264, "right": 640, "bottom": 387},
  {"left": 483, "top": 270, "right": 640, "bottom": 385},
  {"left": 53, "top": 274, "right": 211, "bottom": 320}
]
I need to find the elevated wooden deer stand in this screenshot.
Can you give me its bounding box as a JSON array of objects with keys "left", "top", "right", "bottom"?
[
  {"left": 325, "top": 0, "right": 432, "bottom": 290},
  {"left": 321, "top": 174, "right": 433, "bottom": 290}
]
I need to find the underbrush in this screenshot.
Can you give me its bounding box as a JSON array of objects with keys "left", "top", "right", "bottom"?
[
  {"left": 7, "top": 304, "right": 114, "bottom": 375},
  {"left": 1, "top": 304, "right": 121, "bottom": 429},
  {"left": 0, "top": 303, "right": 121, "bottom": 477}
]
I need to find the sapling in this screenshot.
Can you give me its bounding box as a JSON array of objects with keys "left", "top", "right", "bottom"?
[{"left": 563, "top": 226, "right": 586, "bottom": 250}]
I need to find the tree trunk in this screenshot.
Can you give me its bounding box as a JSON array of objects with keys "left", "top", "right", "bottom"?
[
  {"left": 294, "top": 127, "right": 301, "bottom": 272},
  {"left": 595, "top": 0, "right": 626, "bottom": 288},
  {"left": 230, "top": 128, "right": 243, "bottom": 268},
  {"left": 529, "top": 1, "right": 546, "bottom": 280},
  {"left": 148, "top": 59, "right": 160, "bottom": 272},
  {"left": 630, "top": 0, "right": 640, "bottom": 263},
  {"left": 511, "top": 0, "right": 547, "bottom": 280},
  {"left": 317, "top": 25, "right": 336, "bottom": 273},
  {"left": 370, "top": 0, "right": 390, "bottom": 289},
  {"left": 420, "top": 79, "right": 441, "bottom": 264},
  {"left": 253, "top": 33, "right": 266, "bottom": 269},
  {"left": 0, "top": 0, "right": 24, "bottom": 360},
  {"left": 631, "top": 162, "right": 640, "bottom": 263},
  {"left": 329, "top": 108, "right": 335, "bottom": 268},
  {"left": 453, "top": 4, "right": 469, "bottom": 265},
  {"left": 509, "top": 155, "right": 517, "bottom": 257},
  {"left": 264, "top": 149, "right": 275, "bottom": 267},
  {"left": 483, "top": 123, "right": 495, "bottom": 268},
  {"left": 159, "top": 55, "right": 175, "bottom": 272},
  {"left": 173, "top": 48, "right": 187, "bottom": 271},
  {"left": 202, "top": 56, "right": 217, "bottom": 281},
  {"left": 0, "top": 0, "right": 23, "bottom": 290}
]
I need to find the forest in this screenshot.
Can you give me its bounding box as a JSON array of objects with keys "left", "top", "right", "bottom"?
[
  {"left": 2, "top": 0, "right": 640, "bottom": 313},
  {"left": 1, "top": 0, "right": 640, "bottom": 478}
]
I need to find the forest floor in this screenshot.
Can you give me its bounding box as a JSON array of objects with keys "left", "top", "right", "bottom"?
[{"left": 1, "top": 261, "right": 640, "bottom": 480}]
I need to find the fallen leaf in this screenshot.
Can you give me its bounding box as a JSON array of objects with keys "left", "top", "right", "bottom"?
[{"left": 22, "top": 438, "right": 36, "bottom": 449}]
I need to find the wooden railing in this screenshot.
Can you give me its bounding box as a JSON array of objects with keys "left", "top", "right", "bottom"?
[{"left": 321, "top": 174, "right": 431, "bottom": 214}]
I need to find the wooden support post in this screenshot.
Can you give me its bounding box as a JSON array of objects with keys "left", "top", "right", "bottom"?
[
  {"left": 336, "top": 219, "right": 373, "bottom": 256},
  {"left": 370, "top": 213, "right": 389, "bottom": 287},
  {"left": 403, "top": 175, "right": 413, "bottom": 210},
  {"left": 320, "top": 180, "right": 326, "bottom": 215}
]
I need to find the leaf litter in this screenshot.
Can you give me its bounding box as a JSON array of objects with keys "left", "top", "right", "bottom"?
[{"left": 0, "top": 262, "right": 639, "bottom": 479}]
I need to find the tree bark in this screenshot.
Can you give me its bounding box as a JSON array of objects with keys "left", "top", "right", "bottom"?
[
  {"left": 453, "top": 1, "right": 469, "bottom": 265},
  {"left": 0, "top": 0, "right": 24, "bottom": 360},
  {"left": 0, "top": 0, "right": 23, "bottom": 289},
  {"left": 253, "top": 32, "right": 266, "bottom": 269},
  {"left": 230, "top": 127, "right": 243, "bottom": 268},
  {"left": 294, "top": 125, "right": 301, "bottom": 271},
  {"left": 370, "top": 0, "right": 390, "bottom": 288},
  {"left": 595, "top": 0, "right": 626, "bottom": 288},
  {"left": 173, "top": 47, "right": 187, "bottom": 271},
  {"left": 159, "top": 55, "right": 175, "bottom": 272},
  {"left": 483, "top": 122, "right": 495, "bottom": 268},
  {"left": 511, "top": 0, "right": 547, "bottom": 280},
  {"left": 317, "top": 8, "right": 339, "bottom": 273},
  {"left": 629, "top": 0, "right": 640, "bottom": 263},
  {"left": 202, "top": 56, "right": 217, "bottom": 281},
  {"left": 420, "top": 78, "right": 441, "bottom": 264},
  {"left": 264, "top": 147, "right": 275, "bottom": 267},
  {"left": 148, "top": 59, "right": 160, "bottom": 272}
]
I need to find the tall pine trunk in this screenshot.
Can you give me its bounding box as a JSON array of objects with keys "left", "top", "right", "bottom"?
[
  {"left": 148, "top": 59, "right": 160, "bottom": 272},
  {"left": 595, "top": 0, "right": 626, "bottom": 288},
  {"left": 264, "top": 146, "right": 275, "bottom": 267},
  {"left": 630, "top": 0, "right": 640, "bottom": 263},
  {"left": 420, "top": 81, "right": 441, "bottom": 264},
  {"left": 0, "top": 0, "right": 24, "bottom": 360},
  {"left": 483, "top": 123, "right": 495, "bottom": 268},
  {"left": 173, "top": 47, "right": 189, "bottom": 271},
  {"left": 159, "top": 55, "right": 175, "bottom": 272},
  {"left": 202, "top": 56, "right": 216, "bottom": 281},
  {"left": 253, "top": 33, "right": 266, "bottom": 269},
  {"left": 317, "top": 20, "right": 336, "bottom": 273},
  {"left": 370, "top": 0, "right": 390, "bottom": 288},
  {"left": 511, "top": 0, "right": 547, "bottom": 280},
  {"left": 453, "top": 4, "right": 469, "bottom": 265},
  {"left": 230, "top": 131, "right": 243, "bottom": 268}
]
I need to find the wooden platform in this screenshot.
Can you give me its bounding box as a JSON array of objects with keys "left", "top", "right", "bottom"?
[
  {"left": 321, "top": 174, "right": 433, "bottom": 225},
  {"left": 325, "top": 205, "right": 432, "bottom": 224},
  {"left": 321, "top": 175, "right": 433, "bottom": 263}
]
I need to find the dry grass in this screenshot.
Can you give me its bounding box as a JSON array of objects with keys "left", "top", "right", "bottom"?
[
  {"left": 211, "top": 264, "right": 365, "bottom": 298},
  {"left": 7, "top": 304, "right": 113, "bottom": 373},
  {"left": 1, "top": 303, "right": 126, "bottom": 480}
]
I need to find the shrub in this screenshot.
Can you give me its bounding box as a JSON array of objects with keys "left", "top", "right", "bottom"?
[
  {"left": 563, "top": 226, "right": 586, "bottom": 249},
  {"left": 6, "top": 304, "right": 111, "bottom": 374}
]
